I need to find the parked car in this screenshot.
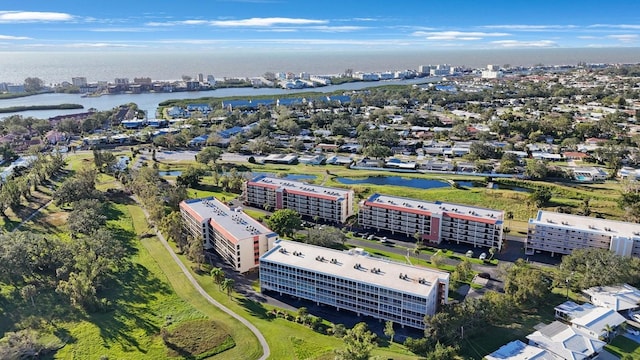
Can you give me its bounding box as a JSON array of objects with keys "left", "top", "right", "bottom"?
[
  {"left": 465, "top": 250, "right": 474, "bottom": 257},
  {"left": 380, "top": 237, "right": 388, "bottom": 243},
  {"left": 479, "top": 253, "right": 487, "bottom": 261},
  {"left": 367, "top": 234, "right": 375, "bottom": 240},
  {"left": 633, "top": 313, "right": 640, "bottom": 323},
  {"left": 477, "top": 272, "right": 491, "bottom": 280},
  {"left": 627, "top": 327, "right": 640, "bottom": 336}
]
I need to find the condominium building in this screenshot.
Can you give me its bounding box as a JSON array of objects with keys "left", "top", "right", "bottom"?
[
  {"left": 359, "top": 194, "right": 504, "bottom": 250},
  {"left": 526, "top": 210, "right": 640, "bottom": 257},
  {"left": 243, "top": 175, "right": 355, "bottom": 223},
  {"left": 260, "top": 240, "right": 449, "bottom": 329},
  {"left": 180, "top": 197, "right": 279, "bottom": 273}
]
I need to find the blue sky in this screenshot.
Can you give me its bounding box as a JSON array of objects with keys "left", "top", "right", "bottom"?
[{"left": 1, "top": 0, "right": 640, "bottom": 51}]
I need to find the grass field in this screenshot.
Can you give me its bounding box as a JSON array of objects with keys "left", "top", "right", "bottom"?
[
  {"left": 606, "top": 335, "right": 640, "bottom": 358},
  {"left": 152, "top": 156, "right": 625, "bottom": 225}
]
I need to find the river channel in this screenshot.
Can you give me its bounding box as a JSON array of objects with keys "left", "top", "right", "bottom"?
[{"left": 0, "top": 77, "right": 438, "bottom": 120}]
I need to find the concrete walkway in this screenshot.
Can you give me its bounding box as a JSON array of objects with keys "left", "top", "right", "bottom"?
[
  {"left": 12, "top": 199, "right": 53, "bottom": 233},
  {"left": 139, "top": 202, "right": 270, "bottom": 360}
]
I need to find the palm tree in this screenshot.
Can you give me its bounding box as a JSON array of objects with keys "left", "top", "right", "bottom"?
[
  {"left": 602, "top": 323, "right": 614, "bottom": 343},
  {"left": 221, "top": 278, "right": 235, "bottom": 298},
  {"left": 210, "top": 267, "right": 224, "bottom": 288},
  {"left": 488, "top": 247, "right": 497, "bottom": 260}
]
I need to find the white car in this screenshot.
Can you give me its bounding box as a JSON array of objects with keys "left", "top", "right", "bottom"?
[
  {"left": 633, "top": 313, "right": 640, "bottom": 323},
  {"left": 479, "top": 253, "right": 487, "bottom": 261},
  {"left": 627, "top": 327, "right": 640, "bottom": 336},
  {"left": 380, "top": 237, "right": 388, "bottom": 243}
]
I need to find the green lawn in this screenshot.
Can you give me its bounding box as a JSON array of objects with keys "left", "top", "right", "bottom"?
[{"left": 606, "top": 335, "right": 640, "bottom": 358}]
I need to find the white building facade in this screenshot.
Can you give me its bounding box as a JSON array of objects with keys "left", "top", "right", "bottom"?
[
  {"left": 260, "top": 240, "right": 449, "bottom": 329},
  {"left": 180, "top": 197, "right": 279, "bottom": 273},
  {"left": 359, "top": 194, "right": 504, "bottom": 250},
  {"left": 243, "top": 175, "right": 354, "bottom": 223},
  {"left": 526, "top": 210, "right": 640, "bottom": 257}
]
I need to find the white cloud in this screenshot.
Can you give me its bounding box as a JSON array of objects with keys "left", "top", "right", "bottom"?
[
  {"left": 589, "top": 24, "right": 640, "bottom": 30},
  {"left": 413, "top": 31, "right": 509, "bottom": 41},
  {"left": 491, "top": 40, "right": 557, "bottom": 48},
  {"left": 608, "top": 34, "right": 638, "bottom": 42},
  {"left": 0, "top": 34, "right": 31, "bottom": 40},
  {"left": 146, "top": 17, "right": 326, "bottom": 28},
  {"left": 89, "top": 27, "right": 164, "bottom": 33},
  {"left": 64, "top": 42, "right": 146, "bottom": 48},
  {"left": 482, "top": 24, "right": 576, "bottom": 31},
  {"left": 209, "top": 17, "right": 326, "bottom": 27},
  {"left": 0, "top": 11, "right": 73, "bottom": 22},
  {"left": 146, "top": 20, "right": 207, "bottom": 26}
]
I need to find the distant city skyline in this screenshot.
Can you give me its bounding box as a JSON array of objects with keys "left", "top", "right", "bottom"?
[{"left": 1, "top": 0, "right": 640, "bottom": 51}]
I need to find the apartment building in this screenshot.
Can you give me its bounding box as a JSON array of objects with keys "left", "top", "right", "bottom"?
[
  {"left": 358, "top": 194, "right": 504, "bottom": 250},
  {"left": 526, "top": 210, "right": 640, "bottom": 257},
  {"left": 243, "top": 175, "right": 354, "bottom": 223},
  {"left": 180, "top": 197, "right": 279, "bottom": 273},
  {"left": 260, "top": 240, "right": 449, "bottom": 329}
]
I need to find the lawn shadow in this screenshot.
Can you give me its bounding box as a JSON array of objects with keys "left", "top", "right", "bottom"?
[
  {"left": 90, "top": 261, "right": 173, "bottom": 352},
  {"left": 237, "top": 297, "right": 273, "bottom": 321}
]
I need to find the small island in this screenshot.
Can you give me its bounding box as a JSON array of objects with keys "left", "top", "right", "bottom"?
[{"left": 0, "top": 103, "right": 84, "bottom": 114}]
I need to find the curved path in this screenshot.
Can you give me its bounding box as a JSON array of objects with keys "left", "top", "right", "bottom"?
[{"left": 140, "top": 205, "right": 271, "bottom": 360}]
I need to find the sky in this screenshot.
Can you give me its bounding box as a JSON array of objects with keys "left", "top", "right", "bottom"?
[{"left": 1, "top": 0, "right": 640, "bottom": 52}]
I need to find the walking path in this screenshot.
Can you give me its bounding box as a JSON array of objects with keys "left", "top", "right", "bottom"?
[
  {"left": 11, "top": 199, "right": 53, "bottom": 232},
  {"left": 138, "top": 203, "right": 270, "bottom": 360}
]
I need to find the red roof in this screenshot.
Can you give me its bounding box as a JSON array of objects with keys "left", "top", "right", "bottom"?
[
  {"left": 180, "top": 202, "right": 204, "bottom": 223},
  {"left": 563, "top": 152, "right": 588, "bottom": 158}
]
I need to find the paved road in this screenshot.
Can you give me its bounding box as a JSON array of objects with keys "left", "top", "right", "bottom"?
[{"left": 138, "top": 200, "right": 271, "bottom": 360}]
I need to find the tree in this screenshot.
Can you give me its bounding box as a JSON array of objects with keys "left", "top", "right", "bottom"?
[
  {"left": 488, "top": 246, "right": 497, "bottom": 260},
  {"left": 557, "top": 248, "right": 640, "bottom": 290},
  {"left": 187, "top": 236, "right": 205, "bottom": 271},
  {"left": 451, "top": 259, "right": 473, "bottom": 285},
  {"left": 306, "top": 226, "right": 346, "bottom": 247},
  {"left": 384, "top": 320, "right": 395, "bottom": 343},
  {"left": 266, "top": 209, "right": 302, "bottom": 238},
  {"left": 335, "top": 322, "right": 377, "bottom": 360},
  {"left": 425, "top": 342, "right": 461, "bottom": 360},
  {"left": 93, "top": 149, "right": 117, "bottom": 173},
  {"left": 176, "top": 166, "right": 205, "bottom": 188},
  {"left": 469, "top": 143, "right": 500, "bottom": 160},
  {"left": 20, "top": 284, "right": 37, "bottom": 307},
  {"left": 525, "top": 160, "right": 548, "bottom": 180},
  {"left": 67, "top": 199, "right": 106, "bottom": 236},
  {"left": 160, "top": 211, "right": 185, "bottom": 250},
  {"left": 56, "top": 271, "right": 97, "bottom": 309},
  {"left": 602, "top": 324, "right": 614, "bottom": 343},
  {"left": 431, "top": 251, "right": 445, "bottom": 268},
  {"left": 362, "top": 143, "right": 392, "bottom": 160},
  {"left": 528, "top": 188, "right": 552, "bottom": 208},
  {"left": 503, "top": 259, "right": 551, "bottom": 308},
  {"left": 210, "top": 267, "right": 224, "bottom": 288},
  {"left": 24, "top": 77, "right": 44, "bottom": 92},
  {"left": 221, "top": 278, "right": 235, "bottom": 298},
  {"left": 53, "top": 168, "right": 99, "bottom": 206},
  {"left": 0, "top": 330, "right": 51, "bottom": 359},
  {"left": 331, "top": 323, "right": 347, "bottom": 338},
  {"left": 196, "top": 146, "right": 223, "bottom": 167}
]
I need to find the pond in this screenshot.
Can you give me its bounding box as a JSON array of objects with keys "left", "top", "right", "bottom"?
[
  {"left": 336, "top": 176, "right": 531, "bottom": 192},
  {"left": 336, "top": 176, "right": 451, "bottom": 189}
]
